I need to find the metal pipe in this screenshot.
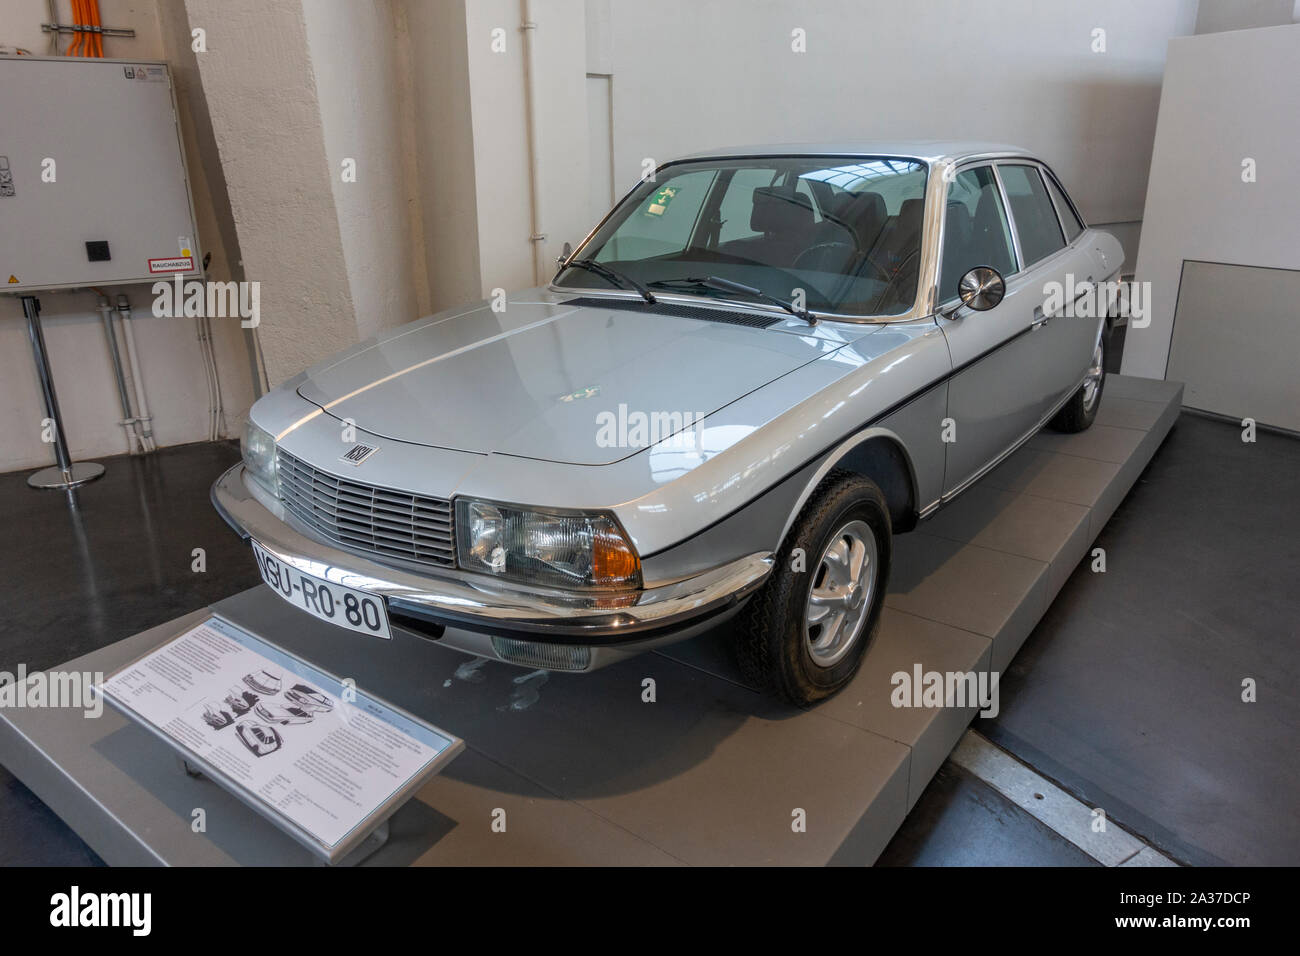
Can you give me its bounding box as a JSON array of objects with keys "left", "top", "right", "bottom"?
[
  {"left": 116, "top": 295, "right": 156, "bottom": 452},
  {"left": 202, "top": 313, "right": 225, "bottom": 440},
  {"left": 24, "top": 296, "right": 71, "bottom": 473},
  {"left": 47, "top": 0, "right": 60, "bottom": 54},
  {"left": 520, "top": 0, "right": 546, "bottom": 285},
  {"left": 98, "top": 296, "right": 139, "bottom": 453}
]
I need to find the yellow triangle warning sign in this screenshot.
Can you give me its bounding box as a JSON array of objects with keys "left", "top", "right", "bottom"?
[{"left": 6, "top": 276, "right": 17, "bottom": 283}]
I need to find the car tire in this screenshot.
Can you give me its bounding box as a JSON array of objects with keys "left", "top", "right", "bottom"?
[
  {"left": 1048, "top": 323, "right": 1108, "bottom": 433},
  {"left": 735, "top": 470, "right": 891, "bottom": 706}
]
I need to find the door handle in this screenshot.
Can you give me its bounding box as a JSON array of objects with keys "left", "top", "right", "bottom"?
[
  {"left": 1074, "top": 277, "right": 1094, "bottom": 305},
  {"left": 1031, "top": 305, "right": 1048, "bottom": 329}
]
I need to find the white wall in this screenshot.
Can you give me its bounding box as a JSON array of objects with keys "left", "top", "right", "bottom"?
[
  {"left": 460, "top": 0, "right": 591, "bottom": 295},
  {"left": 602, "top": 0, "right": 1196, "bottom": 255},
  {"left": 0, "top": 0, "right": 1207, "bottom": 476},
  {"left": 0, "top": 0, "right": 258, "bottom": 472},
  {"left": 416, "top": 0, "right": 1198, "bottom": 301},
  {"left": 1121, "top": 24, "right": 1300, "bottom": 409}
]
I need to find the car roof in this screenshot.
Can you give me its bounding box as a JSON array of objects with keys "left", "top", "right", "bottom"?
[{"left": 673, "top": 140, "right": 1032, "bottom": 165}]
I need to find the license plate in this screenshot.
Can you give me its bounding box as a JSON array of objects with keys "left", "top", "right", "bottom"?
[{"left": 251, "top": 540, "right": 392, "bottom": 640}]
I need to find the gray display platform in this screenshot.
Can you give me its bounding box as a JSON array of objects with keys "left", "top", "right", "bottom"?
[{"left": 0, "top": 375, "right": 1182, "bottom": 866}]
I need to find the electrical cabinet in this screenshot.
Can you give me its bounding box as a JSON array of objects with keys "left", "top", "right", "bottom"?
[{"left": 0, "top": 56, "right": 201, "bottom": 292}]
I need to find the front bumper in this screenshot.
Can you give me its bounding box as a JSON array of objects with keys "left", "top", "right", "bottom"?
[{"left": 211, "top": 464, "right": 773, "bottom": 669}]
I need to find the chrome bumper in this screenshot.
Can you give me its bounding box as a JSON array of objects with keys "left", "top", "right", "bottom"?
[{"left": 211, "top": 464, "right": 773, "bottom": 646}]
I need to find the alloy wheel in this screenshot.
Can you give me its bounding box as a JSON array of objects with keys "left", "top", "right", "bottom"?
[
  {"left": 1081, "top": 339, "right": 1105, "bottom": 412},
  {"left": 804, "top": 519, "right": 878, "bottom": 668}
]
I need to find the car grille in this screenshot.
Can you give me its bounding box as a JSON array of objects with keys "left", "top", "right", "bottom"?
[{"left": 276, "top": 449, "right": 456, "bottom": 570}]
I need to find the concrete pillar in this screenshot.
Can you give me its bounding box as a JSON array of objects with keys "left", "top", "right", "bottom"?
[
  {"left": 301, "top": 0, "right": 429, "bottom": 342},
  {"left": 184, "top": 0, "right": 595, "bottom": 386},
  {"left": 183, "top": 0, "right": 358, "bottom": 385},
  {"left": 403, "top": 0, "right": 483, "bottom": 312}
]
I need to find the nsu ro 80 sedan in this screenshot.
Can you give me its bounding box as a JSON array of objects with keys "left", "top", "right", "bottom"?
[{"left": 213, "top": 141, "right": 1122, "bottom": 705}]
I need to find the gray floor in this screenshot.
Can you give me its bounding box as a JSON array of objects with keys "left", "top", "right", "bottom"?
[
  {"left": 1, "top": 345, "right": 1296, "bottom": 865},
  {"left": 881, "top": 409, "right": 1299, "bottom": 865},
  {"left": 978, "top": 408, "right": 1300, "bottom": 866},
  {"left": 0, "top": 441, "right": 257, "bottom": 868},
  {"left": 877, "top": 763, "right": 1099, "bottom": 866}
]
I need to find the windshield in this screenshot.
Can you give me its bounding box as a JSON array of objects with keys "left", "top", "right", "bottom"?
[{"left": 556, "top": 156, "right": 929, "bottom": 317}]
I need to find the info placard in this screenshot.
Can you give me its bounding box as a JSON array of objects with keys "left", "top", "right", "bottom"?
[{"left": 101, "top": 616, "right": 462, "bottom": 859}]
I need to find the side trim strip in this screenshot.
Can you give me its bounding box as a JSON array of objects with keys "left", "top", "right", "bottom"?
[
  {"left": 640, "top": 377, "right": 944, "bottom": 560},
  {"left": 641, "top": 321, "right": 1072, "bottom": 561}
]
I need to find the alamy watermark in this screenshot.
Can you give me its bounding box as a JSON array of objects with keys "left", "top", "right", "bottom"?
[
  {"left": 1042, "top": 275, "right": 1152, "bottom": 327},
  {"left": 50, "top": 886, "right": 150, "bottom": 936},
  {"left": 891, "top": 665, "right": 1000, "bottom": 718},
  {"left": 0, "top": 665, "right": 103, "bottom": 718},
  {"left": 595, "top": 404, "right": 706, "bottom": 449},
  {"left": 152, "top": 275, "right": 260, "bottom": 328}
]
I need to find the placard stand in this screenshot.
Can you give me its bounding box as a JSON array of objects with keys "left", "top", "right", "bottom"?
[
  {"left": 103, "top": 614, "right": 464, "bottom": 865},
  {"left": 325, "top": 821, "right": 390, "bottom": 868},
  {"left": 173, "top": 754, "right": 392, "bottom": 866}
]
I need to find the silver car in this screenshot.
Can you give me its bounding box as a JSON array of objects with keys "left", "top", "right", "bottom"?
[{"left": 214, "top": 142, "right": 1121, "bottom": 705}]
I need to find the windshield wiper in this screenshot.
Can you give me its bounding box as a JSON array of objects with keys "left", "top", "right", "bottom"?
[
  {"left": 649, "top": 276, "right": 817, "bottom": 325},
  {"left": 564, "top": 258, "right": 656, "bottom": 304}
]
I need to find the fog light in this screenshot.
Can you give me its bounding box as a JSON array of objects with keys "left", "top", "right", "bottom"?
[{"left": 491, "top": 637, "right": 592, "bottom": 672}]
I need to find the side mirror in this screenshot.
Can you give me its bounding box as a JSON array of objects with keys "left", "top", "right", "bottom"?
[
  {"left": 556, "top": 241, "right": 573, "bottom": 268},
  {"left": 957, "top": 266, "right": 1005, "bottom": 311}
]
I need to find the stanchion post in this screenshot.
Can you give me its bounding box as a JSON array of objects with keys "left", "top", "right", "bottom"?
[{"left": 22, "top": 294, "right": 106, "bottom": 490}]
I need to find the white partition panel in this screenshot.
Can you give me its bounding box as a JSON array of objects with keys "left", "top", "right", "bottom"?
[{"left": 1123, "top": 23, "right": 1300, "bottom": 424}]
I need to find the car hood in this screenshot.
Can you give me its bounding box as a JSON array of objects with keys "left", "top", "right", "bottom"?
[{"left": 296, "top": 298, "right": 859, "bottom": 466}]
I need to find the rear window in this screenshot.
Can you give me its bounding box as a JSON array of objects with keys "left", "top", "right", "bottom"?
[
  {"left": 1043, "top": 170, "right": 1084, "bottom": 242},
  {"left": 999, "top": 164, "right": 1066, "bottom": 266}
]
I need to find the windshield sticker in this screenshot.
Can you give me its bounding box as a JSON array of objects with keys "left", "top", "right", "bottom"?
[
  {"left": 644, "top": 185, "right": 679, "bottom": 217},
  {"left": 557, "top": 385, "right": 601, "bottom": 403}
]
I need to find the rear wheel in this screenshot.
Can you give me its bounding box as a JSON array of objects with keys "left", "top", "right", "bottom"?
[
  {"left": 1049, "top": 324, "right": 1107, "bottom": 433},
  {"left": 735, "top": 472, "right": 891, "bottom": 705}
]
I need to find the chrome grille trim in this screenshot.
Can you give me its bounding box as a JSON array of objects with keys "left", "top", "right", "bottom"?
[{"left": 276, "top": 449, "right": 456, "bottom": 569}]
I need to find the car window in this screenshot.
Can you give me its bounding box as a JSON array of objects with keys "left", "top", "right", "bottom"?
[
  {"left": 597, "top": 169, "right": 717, "bottom": 262},
  {"left": 560, "top": 156, "right": 929, "bottom": 316},
  {"left": 1042, "top": 170, "right": 1084, "bottom": 242},
  {"left": 938, "top": 165, "right": 1018, "bottom": 302},
  {"left": 999, "top": 164, "right": 1065, "bottom": 266}
]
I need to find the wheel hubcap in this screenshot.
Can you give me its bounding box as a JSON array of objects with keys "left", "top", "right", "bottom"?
[
  {"left": 805, "top": 519, "right": 878, "bottom": 667},
  {"left": 1081, "top": 340, "right": 1104, "bottom": 411}
]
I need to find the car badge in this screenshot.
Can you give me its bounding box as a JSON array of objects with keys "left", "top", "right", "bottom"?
[{"left": 340, "top": 442, "right": 379, "bottom": 466}]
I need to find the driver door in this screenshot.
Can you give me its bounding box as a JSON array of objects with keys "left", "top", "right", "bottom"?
[{"left": 937, "top": 164, "right": 1043, "bottom": 496}]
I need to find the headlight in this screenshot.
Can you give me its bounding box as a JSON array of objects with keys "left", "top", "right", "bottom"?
[
  {"left": 241, "top": 420, "right": 279, "bottom": 497},
  {"left": 455, "top": 499, "right": 641, "bottom": 591}
]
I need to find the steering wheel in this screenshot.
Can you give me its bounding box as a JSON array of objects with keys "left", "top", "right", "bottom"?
[
  {"left": 856, "top": 255, "right": 896, "bottom": 284},
  {"left": 869, "top": 248, "right": 921, "bottom": 313},
  {"left": 793, "top": 241, "right": 856, "bottom": 272}
]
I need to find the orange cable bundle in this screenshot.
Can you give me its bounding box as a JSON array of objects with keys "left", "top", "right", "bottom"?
[
  {"left": 88, "top": 0, "right": 103, "bottom": 57},
  {"left": 64, "top": 0, "right": 106, "bottom": 57},
  {"left": 65, "top": 0, "right": 84, "bottom": 56}
]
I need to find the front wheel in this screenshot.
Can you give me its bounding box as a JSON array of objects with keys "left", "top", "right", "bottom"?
[
  {"left": 735, "top": 472, "right": 891, "bottom": 705},
  {"left": 1049, "top": 324, "right": 1108, "bottom": 433}
]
